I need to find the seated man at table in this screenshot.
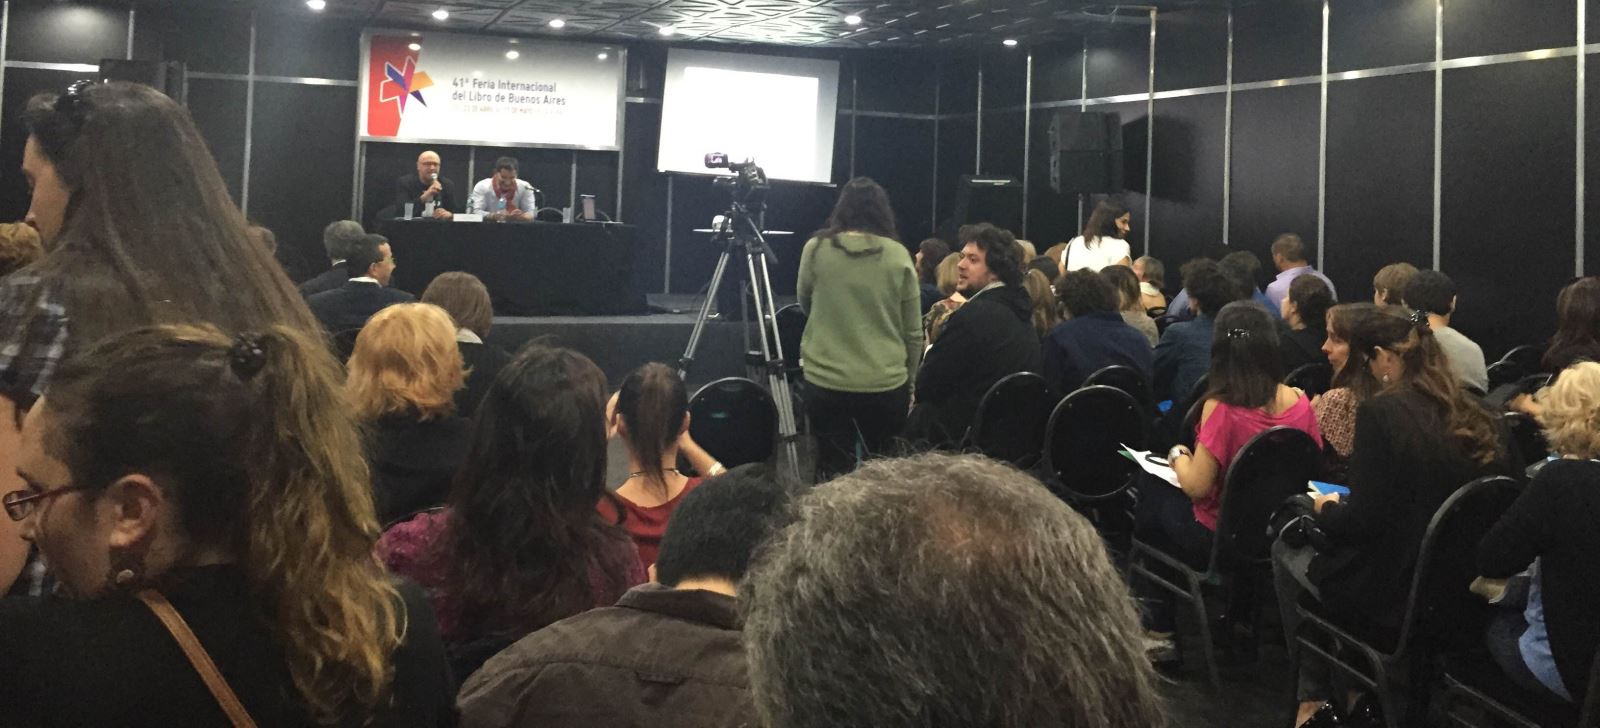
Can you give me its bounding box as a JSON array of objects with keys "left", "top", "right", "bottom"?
[
  {"left": 308, "top": 233, "right": 414, "bottom": 334},
  {"left": 470, "top": 156, "right": 538, "bottom": 221},
  {"left": 394, "top": 150, "right": 456, "bottom": 220}
]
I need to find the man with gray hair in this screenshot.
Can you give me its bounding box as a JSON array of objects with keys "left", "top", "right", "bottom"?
[
  {"left": 298, "top": 219, "right": 367, "bottom": 297},
  {"left": 741, "top": 453, "right": 1168, "bottom": 728}
]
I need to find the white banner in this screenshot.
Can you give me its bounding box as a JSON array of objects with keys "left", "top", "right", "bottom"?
[{"left": 359, "top": 30, "right": 624, "bottom": 150}]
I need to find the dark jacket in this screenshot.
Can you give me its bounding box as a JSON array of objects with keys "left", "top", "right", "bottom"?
[
  {"left": 456, "top": 583, "right": 752, "bottom": 728},
  {"left": 1041, "top": 311, "right": 1154, "bottom": 396},
  {"left": 913, "top": 283, "right": 1042, "bottom": 444},
  {"left": 395, "top": 174, "right": 459, "bottom": 214},
  {"left": 457, "top": 341, "right": 511, "bottom": 419},
  {"left": 368, "top": 414, "right": 474, "bottom": 527},
  {"left": 298, "top": 262, "right": 350, "bottom": 298},
  {"left": 1278, "top": 323, "right": 1329, "bottom": 373},
  {"left": 1153, "top": 313, "right": 1215, "bottom": 404},
  {"left": 307, "top": 280, "right": 415, "bottom": 335}
]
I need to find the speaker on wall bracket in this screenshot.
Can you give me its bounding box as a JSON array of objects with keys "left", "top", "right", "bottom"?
[{"left": 1048, "top": 110, "right": 1123, "bottom": 194}]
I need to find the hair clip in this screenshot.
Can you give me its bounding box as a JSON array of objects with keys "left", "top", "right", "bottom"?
[
  {"left": 1408, "top": 309, "right": 1430, "bottom": 330},
  {"left": 1224, "top": 328, "right": 1251, "bottom": 340},
  {"left": 227, "top": 333, "right": 268, "bottom": 381}
]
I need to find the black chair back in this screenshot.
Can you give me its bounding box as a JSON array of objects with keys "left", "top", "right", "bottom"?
[
  {"left": 966, "top": 372, "right": 1052, "bottom": 467},
  {"left": 774, "top": 304, "right": 807, "bottom": 372},
  {"left": 1499, "top": 344, "right": 1545, "bottom": 375},
  {"left": 332, "top": 328, "right": 362, "bottom": 363},
  {"left": 1182, "top": 373, "right": 1211, "bottom": 414},
  {"left": 688, "top": 377, "right": 777, "bottom": 468},
  {"left": 1486, "top": 359, "right": 1525, "bottom": 391},
  {"left": 1209, "top": 426, "right": 1323, "bottom": 572},
  {"left": 1043, "top": 385, "right": 1147, "bottom": 501},
  {"left": 1083, "top": 364, "right": 1157, "bottom": 415},
  {"left": 1285, "top": 362, "right": 1333, "bottom": 398},
  {"left": 1503, "top": 411, "right": 1549, "bottom": 468},
  {"left": 1396, "top": 476, "right": 1521, "bottom": 658}
]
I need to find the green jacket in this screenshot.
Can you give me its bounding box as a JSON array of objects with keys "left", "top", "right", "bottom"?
[{"left": 796, "top": 231, "right": 922, "bottom": 392}]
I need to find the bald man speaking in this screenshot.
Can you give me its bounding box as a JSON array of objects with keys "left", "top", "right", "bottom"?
[{"left": 394, "top": 150, "right": 457, "bottom": 220}]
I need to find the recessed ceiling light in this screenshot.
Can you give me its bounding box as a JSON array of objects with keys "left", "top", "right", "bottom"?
[
  {"left": 1002, "top": 38, "right": 1018, "bottom": 47},
  {"left": 508, "top": 38, "right": 520, "bottom": 44},
  {"left": 408, "top": 43, "right": 422, "bottom": 51},
  {"left": 431, "top": 8, "right": 449, "bottom": 21},
  {"left": 659, "top": 25, "right": 676, "bottom": 36},
  {"left": 548, "top": 18, "right": 565, "bottom": 29},
  {"left": 505, "top": 50, "right": 520, "bottom": 60},
  {"left": 844, "top": 14, "right": 862, "bottom": 25},
  {"left": 305, "top": 0, "right": 326, "bottom": 10},
  {"left": 597, "top": 52, "right": 609, "bottom": 60}
]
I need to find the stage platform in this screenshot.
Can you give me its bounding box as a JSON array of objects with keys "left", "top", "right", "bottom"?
[{"left": 482, "top": 293, "right": 796, "bottom": 388}]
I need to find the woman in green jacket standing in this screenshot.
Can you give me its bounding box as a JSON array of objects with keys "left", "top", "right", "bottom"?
[{"left": 797, "top": 178, "right": 922, "bottom": 480}]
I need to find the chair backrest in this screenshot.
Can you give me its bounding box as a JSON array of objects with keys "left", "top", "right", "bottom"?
[
  {"left": 331, "top": 328, "right": 362, "bottom": 363},
  {"left": 1394, "top": 475, "right": 1521, "bottom": 659},
  {"left": 1500, "top": 344, "right": 1545, "bottom": 374},
  {"left": 1486, "top": 359, "right": 1525, "bottom": 391},
  {"left": 1284, "top": 362, "right": 1333, "bottom": 398},
  {"left": 1503, "top": 411, "right": 1550, "bottom": 467},
  {"left": 1042, "top": 385, "right": 1147, "bottom": 501},
  {"left": 1182, "top": 373, "right": 1211, "bottom": 416},
  {"left": 1209, "top": 427, "right": 1324, "bottom": 572},
  {"left": 966, "top": 372, "right": 1052, "bottom": 467},
  {"left": 688, "top": 377, "right": 777, "bottom": 468},
  {"left": 774, "top": 304, "right": 807, "bottom": 370},
  {"left": 1083, "top": 364, "right": 1157, "bottom": 414}
]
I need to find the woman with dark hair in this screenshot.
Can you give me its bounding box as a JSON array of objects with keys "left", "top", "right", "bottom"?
[
  {"left": 1101, "top": 264, "right": 1159, "bottom": 346},
  {"left": 915, "top": 238, "right": 951, "bottom": 315},
  {"left": 1023, "top": 269, "right": 1061, "bottom": 338},
  {"left": 1278, "top": 274, "right": 1335, "bottom": 372},
  {"left": 0, "top": 324, "right": 452, "bottom": 725},
  {"left": 598, "top": 362, "right": 723, "bottom": 570},
  {"left": 0, "top": 81, "right": 323, "bottom": 597},
  {"left": 422, "top": 271, "right": 511, "bottom": 417},
  {"left": 1138, "top": 302, "right": 1322, "bottom": 657},
  {"left": 377, "top": 344, "right": 645, "bottom": 680},
  {"left": 1544, "top": 277, "right": 1600, "bottom": 372},
  {"left": 1275, "top": 305, "right": 1511, "bottom": 727},
  {"left": 1314, "top": 304, "right": 1385, "bottom": 466},
  {"left": 796, "top": 177, "right": 921, "bottom": 479},
  {"left": 1060, "top": 200, "right": 1132, "bottom": 272}
]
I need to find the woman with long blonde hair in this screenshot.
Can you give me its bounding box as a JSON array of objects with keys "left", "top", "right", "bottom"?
[{"left": 0, "top": 324, "right": 451, "bottom": 725}]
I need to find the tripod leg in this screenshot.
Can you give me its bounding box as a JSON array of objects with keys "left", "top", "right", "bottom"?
[
  {"left": 746, "top": 250, "right": 804, "bottom": 482},
  {"left": 679, "top": 245, "right": 733, "bottom": 379}
]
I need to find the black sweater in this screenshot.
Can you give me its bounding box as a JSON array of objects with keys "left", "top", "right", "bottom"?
[
  {"left": 1309, "top": 389, "right": 1512, "bottom": 629},
  {"left": 1479, "top": 458, "right": 1600, "bottom": 699},
  {"left": 913, "top": 283, "right": 1042, "bottom": 443}
]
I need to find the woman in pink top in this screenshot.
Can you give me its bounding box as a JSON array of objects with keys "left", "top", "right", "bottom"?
[
  {"left": 1136, "top": 301, "right": 1323, "bottom": 654},
  {"left": 597, "top": 363, "right": 724, "bottom": 570}
]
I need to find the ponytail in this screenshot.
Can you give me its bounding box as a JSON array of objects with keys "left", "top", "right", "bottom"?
[{"left": 616, "top": 363, "right": 688, "bottom": 498}]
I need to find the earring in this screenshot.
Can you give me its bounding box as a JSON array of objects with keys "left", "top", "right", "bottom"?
[
  {"left": 113, "top": 569, "right": 136, "bottom": 586},
  {"left": 1382, "top": 372, "right": 1391, "bottom": 383}
]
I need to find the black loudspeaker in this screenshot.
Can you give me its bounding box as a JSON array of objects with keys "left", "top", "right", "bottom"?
[
  {"left": 1049, "top": 110, "right": 1123, "bottom": 193},
  {"left": 99, "top": 59, "right": 187, "bottom": 104},
  {"left": 938, "top": 175, "right": 1024, "bottom": 242}
]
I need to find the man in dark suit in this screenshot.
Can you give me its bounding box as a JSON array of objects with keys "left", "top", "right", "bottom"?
[
  {"left": 298, "top": 219, "right": 367, "bottom": 297},
  {"left": 394, "top": 150, "right": 457, "bottom": 221},
  {"left": 308, "top": 233, "right": 414, "bottom": 335}
]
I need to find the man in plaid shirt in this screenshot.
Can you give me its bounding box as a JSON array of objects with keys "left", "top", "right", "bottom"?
[{"left": 0, "top": 271, "right": 69, "bottom": 597}]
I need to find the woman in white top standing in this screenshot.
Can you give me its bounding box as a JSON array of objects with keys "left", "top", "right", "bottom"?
[{"left": 1061, "top": 200, "right": 1133, "bottom": 272}]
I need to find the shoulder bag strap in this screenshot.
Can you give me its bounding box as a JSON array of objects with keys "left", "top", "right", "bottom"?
[{"left": 136, "top": 589, "right": 260, "bottom": 728}]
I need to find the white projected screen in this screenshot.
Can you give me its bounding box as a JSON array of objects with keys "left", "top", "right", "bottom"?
[{"left": 657, "top": 49, "right": 839, "bottom": 184}]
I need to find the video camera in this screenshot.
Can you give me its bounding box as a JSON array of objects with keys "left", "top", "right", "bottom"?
[{"left": 703, "top": 152, "right": 769, "bottom": 209}]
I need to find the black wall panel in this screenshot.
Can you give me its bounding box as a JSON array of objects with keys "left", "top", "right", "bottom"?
[
  {"left": 934, "top": 117, "right": 976, "bottom": 232},
  {"left": 980, "top": 49, "right": 1029, "bottom": 109},
  {"left": 185, "top": 79, "right": 249, "bottom": 205},
  {"left": 621, "top": 102, "right": 666, "bottom": 293},
  {"left": 1323, "top": 73, "right": 1433, "bottom": 304},
  {"left": 1228, "top": 85, "right": 1319, "bottom": 262},
  {"left": 1032, "top": 39, "right": 1083, "bottom": 103},
  {"left": 1442, "top": 59, "right": 1575, "bottom": 358},
  {"left": 626, "top": 44, "right": 668, "bottom": 98},
  {"left": 249, "top": 84, "right": 358, "bottom": 282},
  {"left": 979, "top": 110, "right": 1025, "bottom": 181},
  {"left": 575, "top": 150, "right": 619, "bottom": 220},
  {"left": 851, "top": 116, "right": 935, "bottom": 243},
  {"left": 1100, "top": 100, "right": 1151, "bottom": 257},
  {"left": 1147, "top": 93, "right": 1225, "bottom": 268},
  {"left": 0, "top": 67, "right": 98, "bottom": 222},
  {"left": 1329, "top": 0, "right": 1435, "bottom": 71},
  {"left": 133, "top": 6, "right": 252, "bottom": 74},
  {"left": 254, "top": 15, "right": 363, "bottom": 80},
  {"left": 1232, "top": 1, "right": 1322, "bottom": 83},
  {"left": 1025, "top": 109, "right": 1078, "bottom": 248},
  {"left": 1154, "top": 8, "right": 1227, "bottom": 92},
  {"left": 1085, "top": 25, "right": 1149, "bottom": 98},
  {"left": 665, "top": 175, "right": 833, "bottom": 296},
  {"left": 1587, "top": 67, "right": 1600, "bottom": 277},
  {"left": 941, "top": 56, "right": 979, "bottom": 113},
  {"left": 854, "top": 52, "right": 939, "bottom": 114},
  {"left": 1443, "top": 0, "right": 1576, "bottom": 59},
  {"left": 6, "top": 3, "right": 126, "bottom": 64}
]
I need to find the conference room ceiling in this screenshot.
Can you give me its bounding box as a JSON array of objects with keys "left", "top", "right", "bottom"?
[{"left": 161, "top": 0, "right": 1216, "bottom": 49}]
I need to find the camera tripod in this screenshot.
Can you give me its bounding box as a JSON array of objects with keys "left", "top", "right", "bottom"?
[{"left": 677, "top": 202, "right": 802, "bottom": 481}]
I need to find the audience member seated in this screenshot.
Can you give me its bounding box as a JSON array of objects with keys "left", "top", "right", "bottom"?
[
  {"left": 421, "top": 271, "right": 510, "bottom": 418},
  {"left": 1102, "top": 264, "right": 1160, "bottom": 346},
  {"left": 246, "top": 223, "right": 277, "bottom": 255},
  {"left": 458, "top": 465, "right": 789, "bottom": 727},
  {"left": 1274, "top": 305, "right": 1510, "bottom": 727},
  {"left": 299, "top": 220, "right": 366, "bottom": 297},
  {"left": 1154, "top": 259, "right": 1241, "bottom": 404},
  {"left": 597, "top": 362, "right": 724, "bottom": 569},
  {"left": 377, "top": 345, "right": 645, "bottom": 682},
  {"left": 922, "top": 251, "right": 966, "bottom": 345},
  {"left": 1279, "top": 274, "right": 1335, "bottom": 372},
  {"left": 1221, "top": 249, "right": 1280, "bottom": 319},
  {"left": 1061, "top": 200, "right": 1134, "bottom": 272},
  {"left": 1027, "top": 253, "right": 1061, "bottom": 287},
  {"left": 1043, "top": 270, "right": 1153, "bottom": 397},
  {"left": 1314, "top": 304, "right": 1385, "bottom": 470},
  {"left": 1542, "top": 276, "right": 1600, "bottom": 373},
  {"left": 1479, "top": 362, "right": 1600, "bottom": 706},
  {"left": 1266, "top": 233, "right": 1337, "bottom": 311},
  {"left": 0, "top": 324, "right": 452, "bottom": 726},
  {"left": 1134, "top": 254, "right": 1168, "bottom": 312},
  {"left": 0, "top": 221, "right": 41, "bottom": 278},
  {"left": 348, "top": 303, "right": 472, "bottom": 526},
  {"left": 915, "top": 237, "right": 951, "bottom": 314},
  {"left": 797, "top": 178, "right": 922, "bottom": 479},
  {"left": 909, "top": 223, "right": 1042, "bottom": 445},
  {"left": 741, "top": 453, "right": 1167, "bottom": 728},
  {"left": 308, "top": 233, "right": 415, "bottom": 335},
  {"left": 1403, "top": 269, "right": 1488, "bottom": 394},
  {"left": 1016, "top": 238, "right": 1037, "bottom": 262},
  {"left": 1139, "top": 302, "right": 1322, "bottom": 658},
  {"left": 1023, "top": 268, "right": 1062, "bottom": 338},
  {"left": 1372, "top": 261, "right": 1419, "bottom": 306}
]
